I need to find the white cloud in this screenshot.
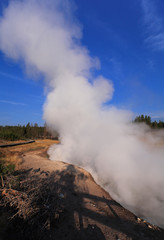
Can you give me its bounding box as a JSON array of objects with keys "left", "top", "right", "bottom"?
[
  {"left": 141, "top": 0, "right": 164, "bottom": 50},
  {"left": 0, "top": 71, "right": 23, "bottom": 81},
  {"left": 0, "top": 100, "right": 27, "bottom": 106}
]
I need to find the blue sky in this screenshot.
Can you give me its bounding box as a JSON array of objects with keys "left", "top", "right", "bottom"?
[{"left": 0, "top": 0, "right": 164, "bottom": 125}]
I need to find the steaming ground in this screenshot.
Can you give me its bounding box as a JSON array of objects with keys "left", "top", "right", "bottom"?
[{"left": 0, "top": 0, "right": 164, "bottom": 228}]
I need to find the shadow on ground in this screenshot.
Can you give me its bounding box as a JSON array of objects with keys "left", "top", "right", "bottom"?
[{"left": 1, "top": 165, "right": 164, "bottom": 240}]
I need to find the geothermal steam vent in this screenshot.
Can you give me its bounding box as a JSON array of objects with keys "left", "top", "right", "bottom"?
[{"left": 0, "top": 0, "right": 164, "bottom": 229}]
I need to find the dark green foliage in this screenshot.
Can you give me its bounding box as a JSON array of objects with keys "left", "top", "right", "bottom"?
[
  {"left": 134, "top": 115, "right": 164, "bottom": 129},
  {"left": 0, "top": 123, "right": 57, "bottom": 141}
]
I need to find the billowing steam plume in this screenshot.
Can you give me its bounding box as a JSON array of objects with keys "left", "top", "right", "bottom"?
[{"left": 0, "top": 0, "right": 164, "bottom": 228}]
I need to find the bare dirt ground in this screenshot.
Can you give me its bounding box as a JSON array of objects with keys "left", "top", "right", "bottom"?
[{"left": 1, "top": 140, "right": 164, "bottom": 240}]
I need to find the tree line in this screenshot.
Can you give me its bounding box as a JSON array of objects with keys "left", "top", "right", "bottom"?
[
  {"left": 134, "top": 115, "right": 164, "bottom": 128},
  {"left": 1, "top": 115, "right": 163, "bottom": 141},
  {"left": 0, "top": 123, "right": 58, "bottom": 141}
]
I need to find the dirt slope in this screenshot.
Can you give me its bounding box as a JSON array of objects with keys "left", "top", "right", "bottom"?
[
  {"left": 14, "top": 148, "right": 164, "bottom": 240},
  {"left": 1, "top": 145, "right": 164, "bottom": 240}
]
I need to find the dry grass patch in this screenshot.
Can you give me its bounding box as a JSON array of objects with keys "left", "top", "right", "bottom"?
[{"left": 0, "top": 139, "right": 59, "bottom": 169}]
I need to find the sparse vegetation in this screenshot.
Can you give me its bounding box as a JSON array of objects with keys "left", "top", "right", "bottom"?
[
  {"left": 0, "top": 139, "right": 61, "bottom": 239},
  {"left": 0, "top": 160, "right": 15, "bottom": 177},
  {"left": 0, "top": 150, "right": 15, "bottom": 179},
  {"left": 0, "top": 169, "right": 63, "bottom": 240},
  {"left": 0, "top": 139, "right": 58, "bottom": 169},
  {"left": 0, "top": 150, "right": 16, "bottom": 195}
]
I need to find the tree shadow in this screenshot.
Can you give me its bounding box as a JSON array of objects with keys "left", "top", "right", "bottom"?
[{"left": 1, "top": 165, "right": 164, "bottom": 240}]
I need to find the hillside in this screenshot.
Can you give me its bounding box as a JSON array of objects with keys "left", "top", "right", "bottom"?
[{"left": 0, "top": 140, "right": 164, "bottom": 240}]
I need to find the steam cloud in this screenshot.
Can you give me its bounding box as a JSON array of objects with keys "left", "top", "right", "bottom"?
[{"left": 0, "top": 0, "right": 164, "bottom": 228}]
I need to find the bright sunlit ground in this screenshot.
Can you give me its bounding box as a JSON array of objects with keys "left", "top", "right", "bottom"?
[{"left": 0, "top": 139, "right": 59, "bottom": 169}]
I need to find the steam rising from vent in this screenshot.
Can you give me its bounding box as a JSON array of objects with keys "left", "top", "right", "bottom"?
[{"left": 0, "top": 0, "right": 164, "bottom": 228}]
